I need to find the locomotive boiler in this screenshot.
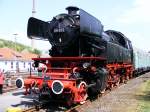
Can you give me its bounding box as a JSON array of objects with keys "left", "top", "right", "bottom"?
[{"left": 16, "top": 6, "right": 134, "bottom": 106}]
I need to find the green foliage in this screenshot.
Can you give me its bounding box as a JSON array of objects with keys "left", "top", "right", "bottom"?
[
  {"left": 0, "top": 38, "right": 41, "bottom": 55},
  {"left": 32, "top": 49, "right": 41, "bottom": 55}
]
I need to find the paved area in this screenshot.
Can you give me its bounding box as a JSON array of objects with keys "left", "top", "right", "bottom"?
[
  {"left": 79, "top": 72, "right": 150, "bottom": 112},
  {"left": 0, "top": 89, "right": 37, "bottom": 112}
]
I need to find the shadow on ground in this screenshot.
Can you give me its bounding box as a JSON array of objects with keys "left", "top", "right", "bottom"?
[
  {"left": 11, "top": 100, "right": 34, "bottom": 108},
  {"left": 12, "top": 91, "right": 24, "bottom": 96}
]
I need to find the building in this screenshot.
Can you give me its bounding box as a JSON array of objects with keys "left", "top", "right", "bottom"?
[{"left": 0, "top": 47, "right": 38, "bottom": 73}]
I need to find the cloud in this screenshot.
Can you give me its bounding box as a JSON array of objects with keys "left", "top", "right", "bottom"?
[{"left": 117, "top": 0, "right": 150, "bottom": 24}]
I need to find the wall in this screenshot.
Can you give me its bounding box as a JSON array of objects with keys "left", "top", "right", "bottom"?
[{"left": 0, "top": 60, "right": 34, "bottom": 73}]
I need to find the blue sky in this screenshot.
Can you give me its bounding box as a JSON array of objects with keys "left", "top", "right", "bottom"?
[{"left": 0, "top": 0, "right": 150, "bottom": 52}]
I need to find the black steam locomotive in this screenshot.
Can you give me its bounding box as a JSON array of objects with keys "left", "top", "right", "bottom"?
[
  {"left": 28, "top": 6, "right": 133, "bottom": 62},
  {"left": 25, "top": 6, "right": 134, "bottom": 105}
]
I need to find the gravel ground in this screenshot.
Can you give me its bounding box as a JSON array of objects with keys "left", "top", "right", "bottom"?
[{"left": 78, "top": 72, "right": 150, "bottom": 112}]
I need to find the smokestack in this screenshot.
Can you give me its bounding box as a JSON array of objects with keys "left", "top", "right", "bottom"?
[{"left": 66, "top": 6, "right": 79, "bottom": 15}]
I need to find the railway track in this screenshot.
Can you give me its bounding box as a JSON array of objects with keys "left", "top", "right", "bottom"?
[
  {"left": 66, "top": 86, "right": 118, "bottom": 112},
  {"left": 3, "top": 72, "right": 31, "bottom": 93},
  {"left": 16, "top": 73, "right": 150, "bottom": 112},
  {"left": 22, "top": 89, "right": 116, "bottom": 112},
  {"left": 3, "top": 86, "right": 18, "bottom": 93},
  {"left": 22, "top": 84, "right": 120, "bottom": 112},
  {"left": 22, "top": 107, "right": 37, "bottom": 112}
]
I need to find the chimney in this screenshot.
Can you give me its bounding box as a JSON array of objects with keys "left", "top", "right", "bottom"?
[{"left": 66, "top": 6, "right": 79, "bottom": 15}]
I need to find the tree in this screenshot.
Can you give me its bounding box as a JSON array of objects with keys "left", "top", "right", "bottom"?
[
  {"left": 0, "top": 38, "right": 41, "bottom": 55},
  {"left": 32, "top": 49, "right": 41, "bottom": 55}
]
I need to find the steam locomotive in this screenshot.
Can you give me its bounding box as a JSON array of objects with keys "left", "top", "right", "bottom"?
[{"left": 16, "top": 6, "right": 150, "bottom": 106}]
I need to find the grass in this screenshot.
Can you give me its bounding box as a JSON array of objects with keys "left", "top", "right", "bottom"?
[{"left": 136, "top": 80, "right": 150, "bottom": 112}]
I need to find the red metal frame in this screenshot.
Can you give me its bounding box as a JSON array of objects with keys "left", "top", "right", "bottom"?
[
  {"left": 20, "top": 57, "right": 134, "bottom": 105},
  {"left": 22, "top": 56, "right": 106, "bottom": 104},
  {"left": 32, "top": 56, "right": 106, "bottom": 61},
  {"left": 106, "top": 63, "right": 133, "bottom": 88}
]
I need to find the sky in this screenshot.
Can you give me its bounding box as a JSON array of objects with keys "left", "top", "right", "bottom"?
[{"left": 0, "top": 0, "right": 150, "bottom": 52}]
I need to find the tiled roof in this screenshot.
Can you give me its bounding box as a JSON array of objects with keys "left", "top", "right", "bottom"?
[
  {"left": 22, "top": 52, "right": 38, "bottom": 60},
  {"left": 0, "top": 47, "right": 38, "bottom": 61}
]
